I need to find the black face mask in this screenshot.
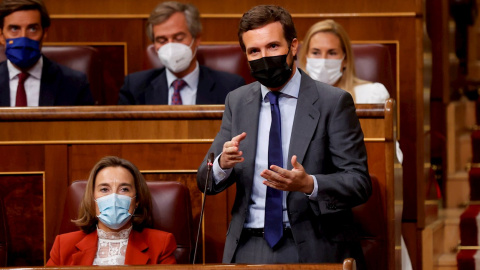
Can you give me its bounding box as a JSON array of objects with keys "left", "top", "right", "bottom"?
[{"left": 248, "top": 51, "right": 293, "bottom": 88}]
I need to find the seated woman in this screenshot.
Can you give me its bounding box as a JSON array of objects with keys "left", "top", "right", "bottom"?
[
  {"left": 47, "top": 156, "right": 177, "bottom": 265},
  {"left": 298, "top": 19, "right": 390, "bottom": 104},
  {"left": 299, "top": 19, "right": 403, "bottom": 163}
]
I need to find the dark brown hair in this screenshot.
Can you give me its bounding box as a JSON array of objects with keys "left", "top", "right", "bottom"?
[
  {"left": 238, "top": 5, "right": 297, "bottom": 52},
  {"left": 0, "top": 0, "right": 50, "bottom": 29},
  {"left": 74, "top": 156, "right": 153, "bottom": 234}
]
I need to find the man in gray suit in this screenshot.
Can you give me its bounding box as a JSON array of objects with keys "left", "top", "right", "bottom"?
[{"left": 197, "top": 5, "right": 370, "bottom": 268}]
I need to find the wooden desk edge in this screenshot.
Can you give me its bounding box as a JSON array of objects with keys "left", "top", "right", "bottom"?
[{"left": 0, "top": 104, "right": 385, "bottom": 121}]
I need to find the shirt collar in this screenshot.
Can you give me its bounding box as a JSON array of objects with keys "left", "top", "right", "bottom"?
[
  {"left": 166, "top": 61, "right": 199, "bottom": 89},
  {"left": 7, "top": 56, "right": 43, "bottom": 80},
  {"left": 261, "top": 67, "right": 301, "bottom": 101}
]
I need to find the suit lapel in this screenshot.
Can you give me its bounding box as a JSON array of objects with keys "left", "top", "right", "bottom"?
[
  {"left": 124, "top": 230, "right": 150, "bottom": 264},
  {"left": 0, "top": 61, "right": 10, "bottom": 106},
  {"left": 72, "top": 231, "right": 98, "bottom": 265},
  {"left": 196, "top": 66, "right": 215, "bottom": 104},
  {"left": 239, "top": 83, "right": 262, "bottom": 198},
  {"left": 39, "top": 56, "right": 58, "bottom": 106},
  {"left": 146, "top": 70, "right": 168, "bottom": 104},
  {"left": 288, "top": 71, "right": 320, "bottom": 169}
]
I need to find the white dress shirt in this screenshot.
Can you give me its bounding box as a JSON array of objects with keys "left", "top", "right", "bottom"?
[
  {"left": 213, "top": 68, "right": 319, "bottom": 229},
  {"left": 8, "top": 58, "right": 42, "bottom": 107},
  {"left": 165, "top": 62, "right": 200, "bottom": 105}
]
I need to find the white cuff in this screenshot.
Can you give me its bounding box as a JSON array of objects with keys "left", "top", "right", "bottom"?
[
  {"left": 213, "top": 154, "right": 233, "bottom": 185},
  {"left": 306, "top": 175, "right": 318, "bottom": 200}
]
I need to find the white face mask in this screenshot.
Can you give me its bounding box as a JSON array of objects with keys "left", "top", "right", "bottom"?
[
  {"left": 157, "top": 39, "right": 196, "bottom": 73},
  {"left": 306, "top": 57, "right": 344, "bottom": 85}
]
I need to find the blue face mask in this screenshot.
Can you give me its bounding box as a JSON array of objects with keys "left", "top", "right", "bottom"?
[
  {"left": 5, "top": 37, "right": 42, "bottom": 69},
  {"left": 95, "top": 193, "right": 135, "bottom": 230}
]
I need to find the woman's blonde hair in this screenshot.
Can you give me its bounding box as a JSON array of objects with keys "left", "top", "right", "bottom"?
[
  {"left": 74, "top": 156, "right": 153, "bottom": 234},
  {"left": 299, "top": 19, "right": 367, "bottom": 99}
]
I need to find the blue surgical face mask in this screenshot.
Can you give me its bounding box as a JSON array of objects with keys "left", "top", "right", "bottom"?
[
  {"left": 5, "top": 37, "right": 42, "bottom": 69},
  {"left": 95, "top": 193, "right": 135, "bottom": 230}
]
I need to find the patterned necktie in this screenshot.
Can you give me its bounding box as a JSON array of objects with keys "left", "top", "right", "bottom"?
[
  {"left": 171, "top": 79, "right": 187, "bottom": 105},
  {"left": 264, "top": 91, "right": 283, "bottom": 248},
  {"left": 15, "top": 72, "right": 29, "bottom": 107}
]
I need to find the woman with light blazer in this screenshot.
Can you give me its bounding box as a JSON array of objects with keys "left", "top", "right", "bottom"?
[{"left": 298, "top": 19, "right": 390, "bottom": 104}]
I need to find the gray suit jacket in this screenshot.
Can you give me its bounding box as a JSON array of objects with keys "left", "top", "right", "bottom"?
[{"left": 197, "top": 70, "right": 371, "bottom": 266}]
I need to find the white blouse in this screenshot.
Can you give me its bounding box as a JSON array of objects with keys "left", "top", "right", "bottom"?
[
  {"left": 353, "top": 82, "right": 403, "bottom": 163},
  {"left": 353, "top": 82, "right": 390, "bottom": 104},
  {"left": 93, "top": 226, "right": 132, "bottom": 266}
]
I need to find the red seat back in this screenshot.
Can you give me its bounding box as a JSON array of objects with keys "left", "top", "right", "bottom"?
[
  {"left": 352, "top": 174, "right": 387, "bottom": 270},
  {"left": 352, "top": 43, "right": 395, "bottom": 97}
]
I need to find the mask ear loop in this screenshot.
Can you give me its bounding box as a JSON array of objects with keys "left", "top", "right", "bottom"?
[
  {"left": 189, "top": 37, "right": 197, "bottom": 59},
  {"left": 131, "top": 195, "right": 138, "bottom": 217}
]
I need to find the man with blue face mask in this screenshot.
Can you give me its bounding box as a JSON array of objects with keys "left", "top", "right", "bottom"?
[
  {"left": 0, "top": 0, "right": 94, "bottom": 106},
  {"left": 118, "top": 1, "right": 245, "bottom": 105},
  {"left": 197, "top": 5, "right": 370, "bottom": 269}
]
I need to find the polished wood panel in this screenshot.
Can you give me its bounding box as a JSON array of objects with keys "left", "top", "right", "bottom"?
[
  {"left": 44, "top": 0, "right": 418, "bottom": 14},
  {"left": 45, "top": 18, "right": 148, "bottom": 74},
  {"left": 0, "top": 174, "right": 44, "bottom": 266}
]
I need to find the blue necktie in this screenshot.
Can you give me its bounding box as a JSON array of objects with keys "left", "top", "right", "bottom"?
[{"left": 264, "top": 91, "right": 283, "bottom": 248}]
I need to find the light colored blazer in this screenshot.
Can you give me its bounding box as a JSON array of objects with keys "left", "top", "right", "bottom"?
[
  {"left": 46, "top": 228, "right": 177, "bottom": 265},
  {"left": 197, "top": 70, "right": 371, "bottom": 266}
]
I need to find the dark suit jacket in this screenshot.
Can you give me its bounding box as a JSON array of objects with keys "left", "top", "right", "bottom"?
[
  {"left": 46, "top": 228, "right": 177, "bottom": 265},
  {"left": 197, "top": 70, "right": 371, "bottom": 267},
  {"left": 118, "top": 65, "right": 245, "bottom": 105},
  {"left": 0, "top": 56, "right": 94, "bottom": 106}
]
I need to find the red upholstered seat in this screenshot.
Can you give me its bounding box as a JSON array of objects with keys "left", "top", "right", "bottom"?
[
  {"left": 351, "top": 44, "right": 395, "bottom": 97},
  {"left": 460, "top": 205, "right": 480, "bottom": 246},
  {"left": 457, "top": 250, "right": 477, "bottom": 270},
  {"left": 472, "top": 131, "right": 480, "bottom": 163},
  {"left": 0, "top": 45, "right": 104, "bottom": 105},
  {"left": 59, "top": 180, "right": 194, "bottom": 264},
  {"left": 144, "top": 44, "right": 255, "bottom": 83},
  {"left": 470, "top": 168, "right": 480, "bottom": 201},
  {"left": 352, "top": 174, "right": 387, "bottom": 270}
]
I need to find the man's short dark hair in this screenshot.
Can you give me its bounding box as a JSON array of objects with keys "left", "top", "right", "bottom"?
[
  {"left": 238, "top": 5, "right": 297, "bottom": 52},
  {"left": 0, "top": 0, "right": 51, "bottom": 29}
]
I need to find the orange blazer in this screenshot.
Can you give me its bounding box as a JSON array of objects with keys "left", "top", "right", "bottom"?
[{"left": 46, "top": 228, "right": 177, "bottom": 265}]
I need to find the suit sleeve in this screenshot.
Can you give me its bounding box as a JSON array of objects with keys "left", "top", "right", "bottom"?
[
  {"left": 46, "top": 235, "right": 61, "bottom": 266},
  {"left": 76, "top": 74, "right": 95, "bottom": 105},
  {"left": 118, "top": 75, "right": 135, "bottom": 105},
  {"left": 233, "top": 76, "right": 246, "bottom": 89},
  {"left": 197, "top": 92, "right": 238, "bottom": 194},
  {"left": 311, "top": 91, "right": 372, "bottom": 214},
  {"left": 157, "top": 233, "right": 177, "bottom": 264}
]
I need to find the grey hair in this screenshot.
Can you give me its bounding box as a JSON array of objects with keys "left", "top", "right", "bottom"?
[{"left": 146, "top": 1, "right": 202, "bottom": 42}]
